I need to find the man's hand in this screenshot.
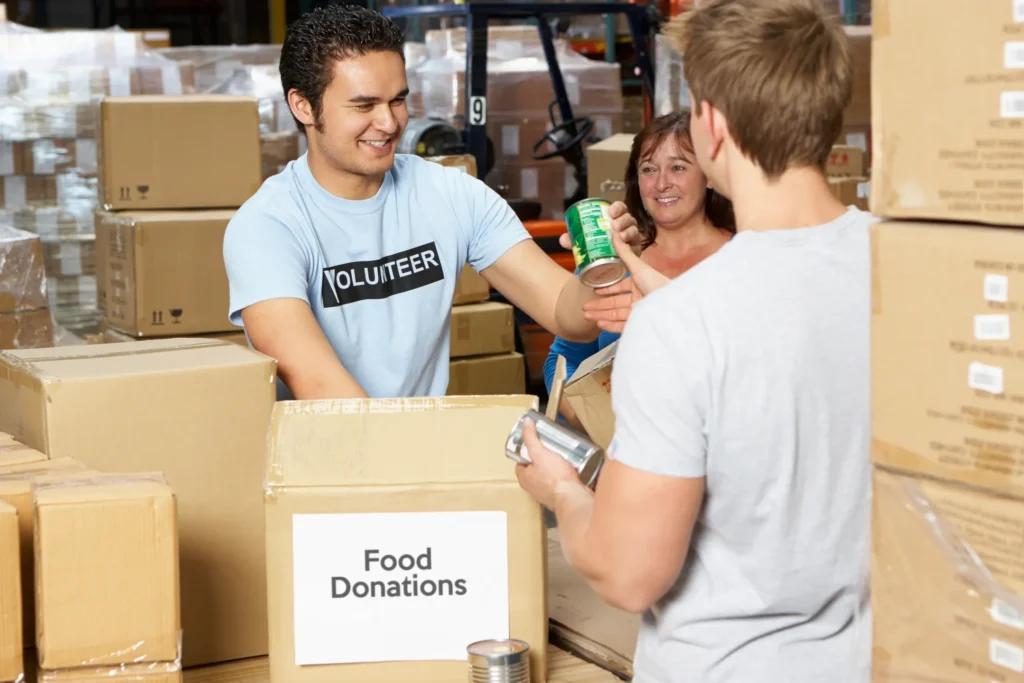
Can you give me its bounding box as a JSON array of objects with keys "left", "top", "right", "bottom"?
[
  {"left": 583, "top": 231, "right": 672, "bottom": 333},
  {"left": 558, "top": 200, "right": 642, "bottom": 255},
  {"left": 514, "top": 417, "right": 588, "bottom": 510}
]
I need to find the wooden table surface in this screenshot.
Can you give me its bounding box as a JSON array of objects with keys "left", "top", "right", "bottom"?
[{"left": 183, "top": 646, "right": 624, "bottom": 683}]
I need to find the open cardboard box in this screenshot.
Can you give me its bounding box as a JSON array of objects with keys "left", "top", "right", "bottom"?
[{"left": 551, "top": 344, "right": 616, "bottom": 450}]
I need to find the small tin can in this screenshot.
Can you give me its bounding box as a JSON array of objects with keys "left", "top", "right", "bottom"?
[
  {"left": 565, "top": 197, "right": 627, "bottom": 288},
  {"left": 467, "top": 639, "right": 531, "bottom": 683},
  {"left": 505, "top": 410, "right": 605, "bottom": 489}
]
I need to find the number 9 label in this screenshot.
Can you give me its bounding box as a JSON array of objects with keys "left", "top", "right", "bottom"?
[{"left": 469, "top": 96, "right": 487, "bottom": 125}]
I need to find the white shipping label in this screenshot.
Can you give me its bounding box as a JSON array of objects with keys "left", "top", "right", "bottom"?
[
  {"left": 0, "top": 143, "right": 13, "bottom": 176},
  {"left": 565, "top": 77, "right": 581, "bottom": 107},
  {"left": 520, "top": 168, "right": 539, "bottom": 199},
  {"left": 594, "top": 116, "right": 613, "bottom": 139},
  {"left": 857, "top": 181, "right": 871, "bottom": 199},
  {"left": 291, "top": 511, "right": 510, "bottom": 666},
  {"left": 846, "top": 132, "right": 867, "bottom": 151},
  {"left": 161, "top": 66, "right": 183, "bottom": 96},
  {"left": 984, "top": 274, "right": 1009, "bottom": 303},
  {"left": 975, "top": 314, "right": 1011, "bottom": 341},
  {"left": 61, "top": 243, "right": 83, "bottom": 277},
  {"left": 1016, "top": 0, "right": 1024, "bottom": 23},
  {"left": 991, "top": 599, "right": 1024, "bottom": 631},
  {"left": 1001, "top": 92, "right": 1024, "bottom": 118},
  {"left": 75, "top": 139, "right": 97, "bottom": 174},
  {"left": 501, "top": 125, "right": 520, "bottom": 157},
  {"left": 969, "top": 362, "right": 1005, "bottom": 395},
  {"left": 108, "top": 68, "right": 131, "bottom": 97},
  {"left": 33, "top": 140, "right": 56, "bottom": 176},
  {"left": 991, "top": 638, "right": 1024, "bottom": 673},
  {"left": 4, "top": 176, "right": 25, "bottom": 209},
  {"left": 1006, "top": 42, "right": 1024, "bottom": 68}
]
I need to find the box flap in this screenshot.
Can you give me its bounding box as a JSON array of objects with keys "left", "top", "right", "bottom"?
[
  {"left": 266, "top": 396, "right": 538, "bottom": 488},
  {"left": 588, "top": 134, "right": 634, "bottom": 153},
  {"left": 546, "top": 355, "right": 567, "bottom": 421},
  {"left": 566, "top": 341, "right": 617, "bottom": 385}
]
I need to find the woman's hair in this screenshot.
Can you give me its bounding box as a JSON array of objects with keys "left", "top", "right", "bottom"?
[{"left": 623, "top": 111, "right": 736, "bottom": 249}]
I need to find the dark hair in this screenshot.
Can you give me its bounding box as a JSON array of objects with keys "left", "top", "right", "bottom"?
[
  {"left": 623, "top": 111, "right": 736, "bottom": 249},
  {"left": 280, "top": 5, "right": 405, "bottom": 134}
]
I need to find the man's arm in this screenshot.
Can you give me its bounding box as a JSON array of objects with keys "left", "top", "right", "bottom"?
[{"left": 241, "top": 299, "right": 369, "bottom": 399}]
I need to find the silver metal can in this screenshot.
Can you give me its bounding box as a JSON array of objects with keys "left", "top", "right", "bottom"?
[
  {"left": 467, "top": 638, "right": 531, "bottom": 683},
  {"left": 505, "top": 409, "right": 604, "bottom": 489}
]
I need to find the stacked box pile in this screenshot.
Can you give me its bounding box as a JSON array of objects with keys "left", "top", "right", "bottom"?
[
  {"left": 0, "top": 224, "right": 54, "bottom": 349},
  {"left": 411, "top": 26, "right": 623, "bottom": 219},
  {"left": 869, "top": 2, "right": 1024, "bottom": 681},
  {"left": 0, "top": 23, "right": 196, "bottom": 336}
]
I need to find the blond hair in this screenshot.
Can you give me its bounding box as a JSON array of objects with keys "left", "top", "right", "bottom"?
[{"left": 664, "top": 0, "right": 852, "bottom": 178}]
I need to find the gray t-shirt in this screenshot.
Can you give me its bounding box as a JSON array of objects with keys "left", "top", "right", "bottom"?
[
  {"left": 222, "top": 153, "right": 530, "bottom": 399},
  {"left": 609, "top": 207, "right": 876, "bottom": 683}
]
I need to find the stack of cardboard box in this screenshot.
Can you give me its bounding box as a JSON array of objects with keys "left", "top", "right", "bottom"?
[
  {"left": 869, "top": 2, "right": 1024, "bottom": 681},
  {"left": 826, "top": 143, "right": 870, "bottom": 211},
  {"left": 94, "top": 94, "right": 262, "bottom": 345},
  {"left": 0, "top": 225, "right": 54, "bottom": 349}
]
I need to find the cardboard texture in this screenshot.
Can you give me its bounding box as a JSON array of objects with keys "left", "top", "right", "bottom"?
[
  {"left": 872, "top": 222, "right": 1024, "bottom": 499},
  {"left": 562, "top": 343, "right": 616, "bottom": 450},
  {"left": 0, "top": 338, "right": 278, "bottom": 667},
  {"left": 452, "top": 265, "right": 490, "bottom": 305},
  {"left": 586, "top": 134, "right": 633, "bottom": 204},
  {"left": 102, "top": 327, "right": 247, "bottom": 346},
  {"left": 546, "top": 529, "right": 638, "bottom": 680},
  {"left": 826, "top": 145, "right": 867, "bottom": 178},
  {"left": 0, "top": 308, "right": 55, "bottom": 350},
  {"left": 872, "top": 467, "right": 1024, "bottom": 682},
  {"left": 0, "top": 459, "right": 92, "bottom": 646},
  {"left": 827, "top": 177, "right": 870, "bottom": 211},
  {"left": 35, "top": 476, "right": 181, "bottom": 670},
  {"left": 100, "top": 96, "right": 262, "bottom": 210},
  {"left": 450, "top": 302, "right": 515, "bottom": 358},
  {"left": 425, "top": 154, "right": 478, "bottom": 179},
  {"left": 0, "top": 500, "right": 21, "bottom": 683},
  {"left": 447, "top": 352, "right": 526, "bottom": 396},
  {"left": 0, "top": 439, "right": 46, "bottom": 469},
  {"left": 0, "top": 225, "right": 47, "bottom": 313},
  {"left": 264, "top": 396, "right": 548, "bottom": 683},
  {"left": 843, "top": 26, "right": 871, "bottom": 129},
  {"left": 40, "top": 668, "right": 182, "bottom": 683},
  {"left": 96, "top": 210, "right": 235, "bottom": 336},
  {"left": 871, "top": 0, "right": 1024, "bottom": 226}
]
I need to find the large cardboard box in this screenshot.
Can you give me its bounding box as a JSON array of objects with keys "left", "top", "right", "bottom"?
[
  {"left": 0, "top": 339, "right": 278, "bottom": 667},
  {"left": 871, "top": 0, "right": 1024, "bottom": 226},
  {"left": 872, "top": 467, "right": 1024, "bottom": 682},
  {"left": 826, "top": 145, "right": 867, "bottom": 178},
  {"left": 264, "top": 396, "right": 548, "bottom": 683},
  {"left": 102, "top": 326, "right": 247, "bottom": 346},
  {"left": 453, "top": 265, "right": 490, "bottom": 305},
  {"left": 0, "top": 437, "right": 46, "bottom": 468},
  {"left": 843, "top": 26, "right": 871, "bottom": 129},
  {"left": 872, "top": 221, "right": 1024, "bottom": 498},
  {"left": 450, "top": 302, "right": 515, "bottom": 358},
  {"left": 35, "top": 475, "right": 180, "bottom": 671},
  {"left": 100, "top": 95, "right": 262, "bottom": 210},
  {"left": 0, "top": 500, "right": 20, "bottom": 683},
  {"left": 447, "top": 352, "right": 526, "bottom": 396},
  {"left": 97, "top": 210, "right": 235, "bottom": 336},
  {"left": 827, "top": 177, "right": 870, "bottom": 211},
  {"left": 0, "top": 308, "right": 55, "bottom": 350},
  {"left": 586, "top": 134, "right": 633, "bottom": 204},
  {"left": 0, "top": 226, "right": 47, "bottom": 314},
  {"left": 562, "top": 344, "right": 616, "bottom": 450}
]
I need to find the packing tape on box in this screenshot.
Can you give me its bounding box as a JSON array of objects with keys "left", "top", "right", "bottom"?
[{"left": 39, "top": 660, "right": 183, "bottom": 682}]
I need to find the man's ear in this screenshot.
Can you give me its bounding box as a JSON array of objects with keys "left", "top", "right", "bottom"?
[
  {"left": 288, "top": 89, "right": 316, "bottom": 128},
  {"left": 701, "top": 100, "right": 727, "bottom": 163}
]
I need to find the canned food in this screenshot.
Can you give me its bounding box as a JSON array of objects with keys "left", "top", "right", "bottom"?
[
  {"left": 505, "top": 410, "right": 604, "bottom": 489},
  {"left": 565, "top": 197, "right": 628, "bottom": 288},
  {"left": 467, "top": 639, "right": 531, "bottom": 683}
]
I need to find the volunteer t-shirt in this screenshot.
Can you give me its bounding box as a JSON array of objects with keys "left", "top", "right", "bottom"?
[
  {"left": 609, "top": 208, "right": 876, "bottom": 683},
  {"left": 222, "top": 153, "right": 530, "bottom": 399}
]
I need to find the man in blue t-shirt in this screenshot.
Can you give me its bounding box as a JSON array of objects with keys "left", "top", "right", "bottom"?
[{"left": 223, "top": 5, "right": 640, "bottom": 400}]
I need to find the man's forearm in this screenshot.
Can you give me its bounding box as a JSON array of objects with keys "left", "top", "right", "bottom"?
[
  {"left": 553, "top": 277, "right": 601, "bottom": 343},
  {"left": 552, "top": 479, "right": 606, "bottom": 582}
]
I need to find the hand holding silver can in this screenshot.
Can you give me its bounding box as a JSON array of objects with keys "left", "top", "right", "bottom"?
[{"left": 505, "top": 409, "right": 604, "bottom": 489}]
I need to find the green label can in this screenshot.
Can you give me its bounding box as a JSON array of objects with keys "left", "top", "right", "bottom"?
[{"left": 565, "top": 198, "right": 627, "bottom": 288}]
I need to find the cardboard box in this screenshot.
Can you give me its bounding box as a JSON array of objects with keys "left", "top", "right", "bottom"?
[
  {"left": 0, "top": 308, "right": 55, "bottom": 350},
  {"left": 843, "top": 26, "right": 871, "bottom": 129},
  {"left": 872, "top": 467, "right": 1024, "bottom": 682},
  {"left": 826, "top": 145, "right": 867, "bottom": 178},
  {"left": 35, "top": 475, "right": 181, "bottom": 670},
  {"left": 585, "top": 134, "right": 633, "bottom": 204},
  {"left": 447, "top": 352, "right": 526, "bottom": 396},
  {"left": 0, "top": 459, "right": 92, "bottom": 648},
  {"left": 264, "top": 396, "right": 548, "bottom": 683},
  {"left": 561, "top": 344, "right": 616, "bottom": 450},
  {"left": 452, "top": 265, "right": 490, "bottom": 305},
  {"left": 828, "top": 176, "right": 870, "bottom": 211},
  {"left": 450, "top": 302, "right": 515, "bottom": 358},
  {"left": 40, "top": 666, "right": 182, "bottom": 683},
  {"left": 97, "top": 210, "right": 235, "bottom": 337},
  {"left": 425, "top": 154, "right": 478, "bottom": 179},
  {"left": 102, "top": 326, "right": 247, "bottom": 346},
  {"left": 871, "top": 0, "right": 1024, "bottom": 226},
  {"left": 0, "top": 339, "right": 278, "bottom": 667},
  {"left": 0, "top": 439, "right": 46, "bottom": 469},
  {"left": 0, "top": 225, "right": 47, "bottom": 313},
  {"left": 872, "top": 221, "right": 1024, "bottom": 498},
  {"left": 0, "top": 500, "right": 20, "bottom": 683},
  {"left": 99, "top": 96, "right": 262, "bottom": 210}
]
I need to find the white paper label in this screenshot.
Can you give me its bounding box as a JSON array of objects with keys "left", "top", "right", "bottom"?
[
  {"left": 565, "top": 78, "right": 581, "bottom": 107},
  {"left": 1016, "top": 0, "right": 1024, "bottom": 22},
  {"left": 857, "top": 181, "right": 871, "bottom": 199},
  {"left": 0, "top": 143, "right": 13, "bottom": 176},
  {"left": 520, "top": 168, "right": 538, "bottom": 199},
  {"left": 991, "top": 599, "right": 1024, "bottom": 630},
  {"left": 501, "top": 125, "right": 519, "bottom": 156},
  {"left": 61, "top": 243, "right": 83, "bottom": 277},
  {"left": 32, "top": 140, "right": 56, "bottom": 175},
  {"left": 291, "top": 511, "right": 510, "bottom": 666},
  {"left": 161, "top": 66, "right": 183, "bottom": 96},
  {"left": 975, "top": 314, "right": 1011, "bottom": 341},
  {"left": 1001, "top": 92, "right": 1024, "bottom": 118},
  {"left": 984, "top": 274, "right": 1009, "bottom": 303},
  {"left": 4, "top": 176, "right": 25, "bottom": 209},
  {"left": 991, "top": 639, "right": 1024, "bottom": 672},
  {"left": 469, "top": 96, "right": 487, "bottom": 125},
  {"left": 75, "top": 139, "right": 98, "bottom": 174},
  {"left": 564, "top": 164, "right": 577, "bottom": 198},
  {"left": 846, "top": 132, "right": 868, "bottom": 151},
  {"left": 594, "top": 116, "right": 613, "bottom": 139},
  {"left": 36, "top": 210, "right": 58, "bottom": 240},
  {"left": 108, "top": 67, "right": 131, "bottom": 97},
  {"left": 969, "top": 362, "right": 1005, "bottom": 395},
  {"left": 1006, "top": 42, "right": 1024, "bottom": 68}
]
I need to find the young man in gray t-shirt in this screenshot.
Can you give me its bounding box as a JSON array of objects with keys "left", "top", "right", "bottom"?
[{"left": 515, "top": 1, "right": 875, "bottom": 681}]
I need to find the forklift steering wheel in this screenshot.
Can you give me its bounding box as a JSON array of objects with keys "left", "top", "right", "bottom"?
[{"left": 531, "top": 117, "right": 594, "bottom": 161}]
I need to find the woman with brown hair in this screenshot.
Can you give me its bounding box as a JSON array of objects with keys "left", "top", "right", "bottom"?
[{"left": 543, "top": 111, "right": 735, "bottom": 419}]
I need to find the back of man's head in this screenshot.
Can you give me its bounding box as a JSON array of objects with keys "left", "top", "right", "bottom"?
[{"left": 666, "top": 0, "right": 852, "bottom": 178}]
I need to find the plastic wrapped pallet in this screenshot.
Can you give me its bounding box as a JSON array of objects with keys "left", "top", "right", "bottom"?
[
  {"left": 0, "top": 224, "right": 54, "bottom": 350},
  {"left": 654, "top": 34, "right": 688, "bottom": 117}
]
